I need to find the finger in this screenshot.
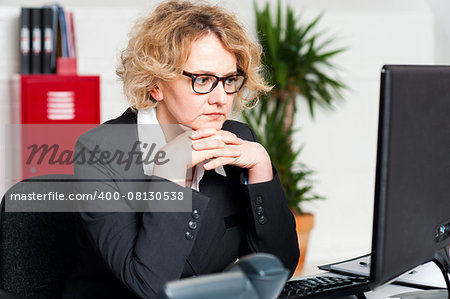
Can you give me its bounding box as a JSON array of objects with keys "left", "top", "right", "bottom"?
[
  {"left": 191, "top": 129, "right": 242, "bottom": 145},
  {"left": 203, "top": 157, "right": 235, "bottom": 170},
  {"left": 192, "top": 130, "right": 243, "bottom": 146},
  {"left": 204, "top": 147, "right": 241, "bottom": 159},
  {"left": 192, "top": 138, "right": 226, "bottom": 150},
  {"left": 218, "top": 131, "right": 243, "bottom": 145},
  {"left": 192, "top": 132, "right": 242, "bottom": 150},
  {"left": 192, "top": 147, "right": 241, "bottom": 166},
  {"left": 191, "top": 128, "right": 217, "bottom": 140}
]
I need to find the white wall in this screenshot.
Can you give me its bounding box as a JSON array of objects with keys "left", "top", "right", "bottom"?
[
  {"left": 290, "top": 4, "right": 434, "bottom": 274},
  {"left": 0, "top": 0, "right": 446, "bottom": 275}
]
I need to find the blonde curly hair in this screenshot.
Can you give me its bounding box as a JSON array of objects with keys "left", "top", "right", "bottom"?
[{"left": 116, "top": 0, "right": 271, "bottom": 110}]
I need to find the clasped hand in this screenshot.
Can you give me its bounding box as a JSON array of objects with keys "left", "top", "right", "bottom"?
[{"left": 153, "top": 127, "right": 273, "bottom": 186}]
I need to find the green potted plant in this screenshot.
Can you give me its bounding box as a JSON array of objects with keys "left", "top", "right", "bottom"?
[{"left": 242, "top": 1, "right": 346, "bottom": 275}]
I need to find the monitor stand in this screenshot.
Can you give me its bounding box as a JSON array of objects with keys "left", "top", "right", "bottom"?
[{"left": 389, "top": 246, "right": 450, "bottom": 299}]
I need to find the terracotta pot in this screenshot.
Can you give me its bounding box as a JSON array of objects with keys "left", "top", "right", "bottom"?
[{"left": 292, "top": 211, "right": 314, "bottom": 276}]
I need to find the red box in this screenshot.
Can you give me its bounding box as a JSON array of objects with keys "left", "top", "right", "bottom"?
[
  {"left": 17, "top": 75, "right": 100, "bottom": 124},
  {"left": 10, "top": 75, "right": 100, "bottom": 179},
  {"left": 57, "top": 57, "right": 78, "bottom": 75}
]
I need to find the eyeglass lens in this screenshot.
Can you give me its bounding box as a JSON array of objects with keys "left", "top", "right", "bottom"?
[{"left": 193, "top": 75, "right": 245, "bottom": 94}]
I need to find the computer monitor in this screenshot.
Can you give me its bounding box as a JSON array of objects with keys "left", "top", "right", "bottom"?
[{"left": 370, "top": 65, "right": 450, "bottom": 291}]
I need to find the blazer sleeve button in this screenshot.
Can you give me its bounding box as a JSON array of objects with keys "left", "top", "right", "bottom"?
[
  {"left": 255, "top": 195, "right": 263, "bottom": 205},
  {"left": 255, "top": 206, "right": 264, "bottom": 215},
  {"left": 185, "top": 231, "right": 194, "bottom": 240},
  {"left": 192, "top": 210, "right": 200, "bottom": 219},
  {"left": 188, "top": 220, "right": 198, "bottom": 230},
  {"left": 258, "top": 215, "right": 267, "bottom": 225}
]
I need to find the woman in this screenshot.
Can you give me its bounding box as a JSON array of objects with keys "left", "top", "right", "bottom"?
[{"left": 64, "top": 1, "right": 299, "bottom": 298}]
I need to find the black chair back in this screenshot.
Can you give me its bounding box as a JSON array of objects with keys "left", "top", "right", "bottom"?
[{"left": 0, "top": 175, "right": 77, "bottom": 299}]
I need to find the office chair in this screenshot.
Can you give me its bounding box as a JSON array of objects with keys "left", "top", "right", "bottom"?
[{"left": 0, "top": 174, "right": 77, "bottom": 299}]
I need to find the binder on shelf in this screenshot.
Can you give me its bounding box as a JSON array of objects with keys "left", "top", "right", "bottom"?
[
  {"left": 42, "top": 7, "right": 56, "bottom": 74},
  {"left": 50, "top": 5, "right": 59, "bottom": 72},
  {"left": 20, "top": 8, "right": 31, "bottom": 74},
  {"left": 30, "top": 8, "right": 42, "bottom": 74},
  {"left": 66, "top": 11, "right": 76, "bottom": 58},
  {"left": 57, "top": 6, "right": 69, "bottom": 58}
]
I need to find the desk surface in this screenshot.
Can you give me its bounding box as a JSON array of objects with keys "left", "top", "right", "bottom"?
[{"left": 365, "top": 284, "right": 424, "bottom": 298}]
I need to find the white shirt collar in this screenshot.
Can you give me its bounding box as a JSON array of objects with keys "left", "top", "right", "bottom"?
[{"left": 137, "top": 108, "right": 226, "bottom": 192}]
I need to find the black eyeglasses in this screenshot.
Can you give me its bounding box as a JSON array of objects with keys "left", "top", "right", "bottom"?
[{"left": 182, "top": 71, "right": 247, "bottom": 94}]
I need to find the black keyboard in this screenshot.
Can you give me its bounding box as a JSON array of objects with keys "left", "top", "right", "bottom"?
[{"left": 279, "top": 275, "right": 370, "bottom": 298}]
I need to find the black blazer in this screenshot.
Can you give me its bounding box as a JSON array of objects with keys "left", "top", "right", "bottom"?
[{"left": 63, "top": 109, "right": 299, "bottom": 299}]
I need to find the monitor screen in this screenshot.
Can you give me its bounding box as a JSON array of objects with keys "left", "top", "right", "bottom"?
[{"left": 370, "top": 65, "right": 450, "bottom": 288}]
